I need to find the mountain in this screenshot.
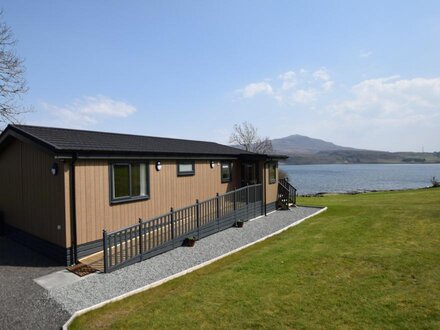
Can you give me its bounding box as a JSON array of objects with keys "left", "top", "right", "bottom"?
[
  {"left": 271, "top": 134, "right": 354, "bottom": 154},
  {"left": 271, "top": 135, "right": 440, "bottom": 164}
]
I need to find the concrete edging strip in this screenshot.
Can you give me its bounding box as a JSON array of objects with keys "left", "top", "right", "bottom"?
[{"left": 62, "top": 207, "right": 327, "bottom": 329}]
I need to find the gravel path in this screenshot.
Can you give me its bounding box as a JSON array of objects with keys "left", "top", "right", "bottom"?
[
  {"left": 50, "top": 206, "right": 323, "bottom": 314},
  {"left": 0, "top": 237, "right": 71, "bottom": 330}
]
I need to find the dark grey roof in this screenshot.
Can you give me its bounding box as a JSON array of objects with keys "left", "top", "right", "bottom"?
[
  {"left": 1, "top": 124, "right": 267, "bottom": 158},
  {"left": 266, "top": 153, "right": 289, "bottom": 160}
]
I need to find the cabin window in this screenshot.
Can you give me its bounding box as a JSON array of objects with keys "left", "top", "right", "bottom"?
[
  {"left": 221, "top": 161, "right": 232, "bottom": 183},
  {"left": 111, "top": 162, "right": 149, "bottom": 203},
  {"left": 269, "top": 162, "right": 277, "bottom": 184},
  {"left": 177, "top": 160, "right": 195, "bottom": 176}
]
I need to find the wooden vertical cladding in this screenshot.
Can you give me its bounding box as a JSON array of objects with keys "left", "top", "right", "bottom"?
[
  {"left": 265, "top": 161, "right": 278, "bottom": 204},
  {"left": 63, "top": 162, "right": 72, "bottom": 248},
  {"left": 74, "top": 159, "right": 241, "bottom": 245},
  {"left": 257, "top": 159, "right": 279, "bottom": 204},
  {"left": 0, "top": 137, "right": 281, "bottom": 249},
  {"left": 0, "top": 139, "right": 66, "bottom": 247}
]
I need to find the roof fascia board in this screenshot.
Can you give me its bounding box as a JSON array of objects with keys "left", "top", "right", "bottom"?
[
  {"left": 267, "top": 155, "right": 289, "bottom": 160},
  {"left": 72, "top": 154, "right": 239, "bottom": 160},
  {"left": 238, "top": 154, "right": 268, "bottom": 161}
]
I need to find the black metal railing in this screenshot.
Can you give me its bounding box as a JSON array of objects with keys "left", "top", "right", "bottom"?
[
  {"left": 103, "top": 184, "right": 263, "bottom": 273},
  {"left": 278, "top": 178, "right": 297, "bottom": 209}
]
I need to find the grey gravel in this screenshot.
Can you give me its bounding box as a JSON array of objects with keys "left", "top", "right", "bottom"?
[
  {"left": 49, "top": 206, "right": 323, "bottom": 314},
  {"left": 0, "top": 237, "right": 71, "bottom": 330}
]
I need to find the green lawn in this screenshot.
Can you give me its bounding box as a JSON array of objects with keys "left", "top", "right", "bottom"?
[{"left": 71, "top": 188, "right": 440, "bottom": 329}]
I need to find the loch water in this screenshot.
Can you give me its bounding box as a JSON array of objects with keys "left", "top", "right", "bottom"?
[{"left": 280, "top": 164, "right": 440, "bottom": 195}]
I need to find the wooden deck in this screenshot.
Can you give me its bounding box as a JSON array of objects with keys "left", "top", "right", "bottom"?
[{"left": 80, "top": 250, "right": 105, "bottom": 272}]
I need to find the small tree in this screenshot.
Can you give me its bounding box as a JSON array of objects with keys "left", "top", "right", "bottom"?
[
  {"left": 278, "top": 168, "right": 288, "bottom": 180},
  {"left": 229, "top": 122, "right": 273, "bottom": 154},
  {"left": 0, "top": 11, "right": 28, "bottom": 129}
]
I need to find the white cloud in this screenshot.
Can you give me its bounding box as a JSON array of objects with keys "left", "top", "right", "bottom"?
[
  {"left": 79, "top": 95, "right": 136, "bottom": 117},
  {"left": 237, "top": 67, "right": 333, "bottom": 105},
  {"left": 278, "top": 71, "right": 297, "bottom": 91},
  {"left": 322, "top": 76, "right": 440, "bottom": 150},
  {"left": 359, "top": 50, "right": 373, "bottom": 58},
  {"left": 330, "top": 76, "right": 440, "bottom": 119},
  {"left": 292, "top": 89, "right": 318, "bottom": 104},
  {"left": 42, "top": 95, "right": 137, "bottom": 128},
  {"left": 240, "top": 82, "right": 274, "bottom": 98},
  {"left": 322, "top": 80, "right": 334, "bottom": 91},
  {"left": 313, "top": 67, "right": 330, "bottom": 81},
  {"left": 312, "top": 68, "right": 334, "bottom": 92}
]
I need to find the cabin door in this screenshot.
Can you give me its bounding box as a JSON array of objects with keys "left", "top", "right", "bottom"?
[{"left": 241, "top": 162, "right": 259, "bottom": 186}]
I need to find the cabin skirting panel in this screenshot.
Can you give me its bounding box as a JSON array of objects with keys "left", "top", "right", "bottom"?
[
  {"left": 76, "top": 239, "right": 103, "bottom": 259},
  {"left": 266, "top": 202, "right": 277, "bottom": 213},
  {"left": 5, "top": 224, "right": 70, "bottom": 265}
]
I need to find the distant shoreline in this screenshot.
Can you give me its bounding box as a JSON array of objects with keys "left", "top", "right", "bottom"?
[
  {"left": 299, "top": 186, "right": 438, "bottom": 197},
  {"left": 281, "top": 162, "right": 440, "bottom": 166},
  {"left": 277, "top": 150, "right": 440, "bottom": 165}
]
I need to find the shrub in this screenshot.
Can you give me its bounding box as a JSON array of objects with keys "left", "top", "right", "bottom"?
[{"left": 279, "top": 168, "right": 288, "bottom": 180}]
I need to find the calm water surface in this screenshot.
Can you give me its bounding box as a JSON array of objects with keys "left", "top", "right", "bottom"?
[{"left": 280, "top": 164, "right": 440, "bottom": 195}]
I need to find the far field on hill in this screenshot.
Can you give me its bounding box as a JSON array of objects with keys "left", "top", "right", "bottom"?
[{"left": 70, "top": 188, "right": 440, "bottom": 329}]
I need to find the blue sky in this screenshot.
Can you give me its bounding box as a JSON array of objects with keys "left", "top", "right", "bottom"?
[{"left": 2, "top": 1, "right": 440, "bottom": 151}]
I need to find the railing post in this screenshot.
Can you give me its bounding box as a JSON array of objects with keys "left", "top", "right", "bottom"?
[
  {"left": 196, "top": 199, "right": 200, "bottom": 239},
  {"left": 254, "top": 184, "right": 257, "bottom": 218},
  {"left": 170, "top": 207, "right": 175, "bottom": 248},
  {"left": 103, "top": 229, "right": 108, "bottom": 273},
  {"left": 246, "top": 185, "right": 249, "bottom": 220},
  {"left": 216, "top": 193, "right": 220, "bottom": 231},
  {"left": 233, "top": 188, "right": 237, "bottom": 223},
  {"left": 138, "top": 218, "right": 143, "bottom": 262}
]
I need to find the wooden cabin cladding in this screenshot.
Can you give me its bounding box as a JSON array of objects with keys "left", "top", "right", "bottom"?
[
  {"left": 0, "top": 139, "right": 67, "bottom": 247},
  {"left": 72, "top": 159, "right": 241, "bottom": 245},
  {"left": 265, "top": 162, "right": 278, "bottom": 204}
]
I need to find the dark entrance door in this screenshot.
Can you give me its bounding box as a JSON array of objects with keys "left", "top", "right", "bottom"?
[{"left": 241, "top": 162, "right": 259, "bottom": 186}]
